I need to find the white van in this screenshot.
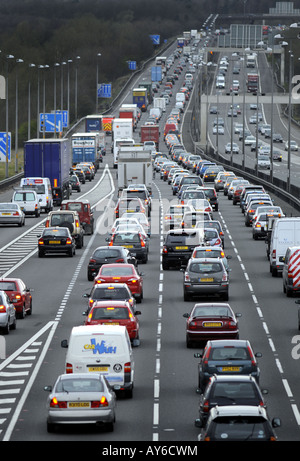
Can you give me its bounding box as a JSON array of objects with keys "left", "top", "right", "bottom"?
[
  {"left": 176, "top": 92, "right": 186, "bottom": 106},
  {"left": 20, "top": 177, "right": 53, "bottom": 213},
  {"left": 61, "top": 325, "right": 135, "bottom": 397},
  {"left": 269, "top": 217, "right": 300, "bottom": 276},
  {"left": 216, "top": 76, "right": 225, "bottom": 89},
  {"left": 12, "top": 189, "right": 41, "bottom": 216}
]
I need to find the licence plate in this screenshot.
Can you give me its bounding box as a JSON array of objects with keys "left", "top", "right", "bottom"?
[
  {"left": 49, "top": 240, "right": 61, "bottom": 244},
  {"left": 103, "top": 322, "right": 119, "bottom": 325},
  {"left": 124, "top": 245, "right": 133, "bottom": 248},
  {"left": 68, "top": 402, "right": 90, "bottom": 408},
  {"left": 175, "top": 246, "right": 188, "bottom": 250},
  {"left": 88, "top": 366, "right": 108, "bottom": 372},
  {"left": 220, "top": 366, "right": 241, "bottom": 372},
  {"left": 203, "top": 322, "right": 222, "bottom": 327},
  {"left": 1, "top": 213, "right": 11, "bottom": 215},
  {"left": 200, "top": 278, "right": 214, "bottom": 282}
]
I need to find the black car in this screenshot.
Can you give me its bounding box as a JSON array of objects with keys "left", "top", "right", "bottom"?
[
  {"left": 107, "top": 232, "right": 149, "bottom": 263},
  {"left": 38, "top": 227, "right": 76, "bottom": 258},
  {"left": 196, "top": 375, "right": 268, "bottom": 427},
  {"left": 69, "top": 174, "right": 81, "bottom": 192},
  {"left": 87, "top": 245, "right": 137, "bottom": 281},
  {"left": 194, "top": 339, "right": 262, "bottom": 393},
  {"left": 201, "top": 187, "right": 219, "bottom": 211},
  {"left": 83, "top": 282, "right": 136, "bottom": 313},
  {"left": 73, "top": 168, "right": 86, "bottom": 184},
  {"left": 162, "top": 229, "right": 207, "bottom": 270}
]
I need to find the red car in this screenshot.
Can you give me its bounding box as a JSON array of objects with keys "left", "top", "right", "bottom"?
[
  {"left": 0, "top": 278, "right": 32, "bottom": 319},
  {"left": 183, "top": 302, "right": 241, "bottom": 348},
  {"left": 84, "top": 300, "right": 141, "bottom": 341},
  {"left": 94, "top": 263, "right": 143, "bottom": 303}
]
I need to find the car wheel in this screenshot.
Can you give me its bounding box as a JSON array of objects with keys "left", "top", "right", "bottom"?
[
  {"left": 222, "top": 292, "right": 229, "bottom": 301},
  {"left": 27, "top": 301, "right": 32, "bottom": 316},
  {"left": 162, "top": 262, "right": 169, "bottom": 270},
  {"left": 2, "top": 321, "right": 9, "bottom": 334},
  {"left": 87, "top": 271, "right": 94, "bottom": 282},
  {"left": 11, "top": 317, "right": 17, "bottom": 330},
  {"left": 68, "top": 248, "right": 74, "bottom": 257},
  {"left": 18, "top": 305, "right": 26, "bottom": 319},
  {"left": 184, "top": 290, "right": 190, "bottom": 301},
  {"left": 38, "top": 250, "right": 44, "bottom": 258}
]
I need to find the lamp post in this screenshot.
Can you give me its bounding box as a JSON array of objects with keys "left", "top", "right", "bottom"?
[
  {"left": 42, "top": 65, "right": 49, "bottom": 139},
  {"left": 75, "top": 56, "right": 80, "bottom": 120},
  {"left": 15, "top": 58, "right": 23, "bottom": 173},
  {"left": 67, "top": 59, "right": 72, "bottom": 124},
  {"left": 53, "top": 62, "right": 60, "bottom": 138},
  {"left": 28, "top": 63, "right": 35, "bottom": 141},
  {"left": 96, "top": 53, "right": 101, "bottom": 113},
  {"left": 5, "top": 54, "right": 14, "bottom": 178},
  {"left": 37, "top": 65, "right": 44, "bottom": 138},
  {"left": 287, "top": 51, "right": 293, "bottom": 192}
]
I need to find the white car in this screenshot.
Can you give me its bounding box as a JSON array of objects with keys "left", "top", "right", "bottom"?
[
  {"left": 225, "top": 142, "right": 239, "bottom": 154},
  {"left": 0, "top": 202, "right": 25, "bottom": 227},
  {"left": 244, "top": 135, "right": 256, "bottom": 146},
  {"left": 213, "top": 125, "right": 224, "bottom": 135},
  {"left": 285, "top": 140, "right": 298, "bottom": 151},
  {"left": 257, "top": 153, "right": 271, "bottom": 169}
]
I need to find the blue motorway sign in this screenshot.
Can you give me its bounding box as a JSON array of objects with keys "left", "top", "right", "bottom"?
[
  {"left": 149, "top": 35, "right": 160, "bottom": 45},
  {"left": 56, "top": 110, "right": 68, "bottom": 128},
  {"left": 128, "top": 61, "right": 137, "bottom": 70},
  {"left": 0, "top": 132, "right": 11, "bottom": 162},
  {"left": 40, "top": 113, "right": 63, "bottom": 133},
  {"left": 97, "top": 83, "right": 112, "bottom": 98}
]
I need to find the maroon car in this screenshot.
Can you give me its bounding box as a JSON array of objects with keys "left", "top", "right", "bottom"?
[{"left": 0, "top": 278, "right": 32, "bottom": 319}]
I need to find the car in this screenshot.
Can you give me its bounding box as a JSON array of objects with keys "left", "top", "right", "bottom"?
[
  {"left": 72, "top": 167, "right": 86, "bottom": 184},
  {"left": 180, "top": 189, "right": 206, "bottom": 205},
  {"left": 120, "top": 212, "right": 151, "bottom": 237},
  {"left": 214, "top": 172, "right": 236, "bottom": 192},
  {"left": 0, "top": 278, "right": 32, "bottom": 318},
  {"left": 94, "top": 263, "right": 143, "bottom": 303},
  {"left": 202, "top": 166, "right": 224, "bottom": 182},
  {"left": 83, "top": 282, "right": 136, "bottom": 312},
  {"left": 273, "top": 150, "right": 282, "bottom": 162},
  {"left": 190, "top": 245, "right": 230, "bottom": 271},
  {"left": 238, "top": 129, "right": 251, "bottom": 141},
  {"left": 11, "top": 189, "right": 41, "bottom": 217},
  {"left": 183, "top": 302, "right": 240, "bottom": 347},
  {"left": 209, "top": 106, "right": 218, "bottom": 114},
  {"left": 244, "top": 136, "right": 256, "bottom": 146},
  {"left": 195, "top": 339, "right": 262, "bottom": 393},
  {"left": 83, "top": 300, "right": 141, "bottom": 342},
  {"left": 285, "top": 140, "right": 298, "bottom": 151},
  {"left": 38, "top": 227, "right": 76, "bottom": 258},
  {"left": 196, "top": 405, "right": 280, "bottom": 441},
  {"left": 213, "top": 125, "right": 224, "bottom": 135},
  {"left": 200, "top": 187, "right": 219, "bottom": 212},
  {"left": 252, "top": 210, "right": 283, "bottom": 240},
  {"left": 249, "top": 115, "right": 257, "bottom": 124},
  {"left": 87, "top": 246, "right": 137, "bottom": 281},
  {"left": 0, "top": 289, "right": 17, "bottom": 334},
  {"left": 164, "top": 204, "right": 193, "bottom": 230},
  {"left": 273, "top": 133, "right": 283, "bottom": 142},
  {"left": 44, "top": 373, "right": 116, "bottom": 433},
  {"left": 183, "top": 258, "right": 229, "bottom": 301},
  {"left": 45, "top": 210, "right": 84, "bottom": 249},
  {"left": 69, "top": 174, "right": 81, "bottom": 192},
  {"left": 0, "top": 202, "right": 25, "bottom": 227},
  {"left": 245, "top": 199, "right": 273, "bottom": 227},
  {"left": 225, "top": 143, "right": 239, "bottom": 154},
  {"left": 60, "top": 199, "right": 94, "bottom": 235},
  {"left": 114, "top": 197, "right": 146, "bottom": 219},
  {"left": 257, "top": 153, "right": 271, "bottom": 169},
  {"left": 195, "top": 375, "right": 268, "bottom": 427},
  {"left": 107, "top": 231, "right": 149, "bottom": 263}
]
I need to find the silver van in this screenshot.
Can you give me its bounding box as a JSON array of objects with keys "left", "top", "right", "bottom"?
[{"left": 12, "top": 189, "right": 41, "bottom": 217}]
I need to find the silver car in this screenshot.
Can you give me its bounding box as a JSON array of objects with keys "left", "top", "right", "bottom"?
[
  {"left": 0, "top": 202, "right": 25, "bottom": 227},
  {"left": 0, "top": 290, "right": 17, "bottom": 334},
  {"left": 44, "top": 373, "right": 116, "bottom": 433}
]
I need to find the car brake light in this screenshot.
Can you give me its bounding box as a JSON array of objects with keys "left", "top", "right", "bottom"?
[
  {"left": 45, "top": 220, "right": 49, "bottom": 228},
  {"left": 0, "top": 305, "right": 6, "bottom": 313},
  {"left": 115, "top": 258, "right": 124, "bottom": 263},
  {"left": 203, "top": 346, "right": 211, "bottom": 364},
  {"left": 184, "top": 273, "right": 190, "bottom": 282},
  {"left": 128, "top": 278, "right": 137, "bottom": 283},
  {"left": 13, "top": 212, "right": 20, "bottom": 216},
  {"left": 75, "top": 220, "right": 80, "bottom": 228},
  {"left": 50, "top": 398, "right": 67, "bottom": 408},
  {"left": 66, "top": 238, "right": 72, "bottom": 245},
  {"left": 38, "top": 239, "right": 44, "bottom": 245},
  {"left": 222, "top": 272, "right": 227, "bottom": 281},
  {"left": 215, "top": 238, "right": 222, "bottom": 246},
  {"left": 203, "top": 400, "right": 210, "bottom": 412},
  {"left": 163, "top": 246, "right": 168, "bottom": 254},
  {"left": 247, "top": 346, "right": 256, "bottom": 366},
  {"left": 89, "top": 258, "right": 96, "bottom": 264},
  {"left": 272, "top": 249, "right": 276, "bottom": 259},
  {"left": 91, "top": 396, "right": 109, "bottom": 408}
]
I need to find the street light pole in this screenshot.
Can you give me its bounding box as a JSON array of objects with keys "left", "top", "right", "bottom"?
[
  {"left": 15, "top": 58, "right": 23, "bottom": 173},
  {"left": 5, "top": 54, "right": 14, "bottom": 178},
  {"left": 28, "top": 63, "right": 35, "bottom": 141},
  {"left": 96, "top": 53, "right": 101, "bottom": 113}
]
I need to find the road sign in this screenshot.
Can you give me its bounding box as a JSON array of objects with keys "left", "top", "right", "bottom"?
[
  {"left": 149, "top": 35, "right": 160, "bottom": 45},
  {"left": 55, "top": 110, "right": 68, "bottom": 128},
  {"left": 128, "top": 61, "right": 137, "bottom": 70},
  {"left": 39, "top": 113, "right": 62, "bottom": 133},
  {"left": 0, "top": 132, "right": 11, "bottom": 162},
  {"left": 97, "top": 83, "right": 112, "bottom": 98}
]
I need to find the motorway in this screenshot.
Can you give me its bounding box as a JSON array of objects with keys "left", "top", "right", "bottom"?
[{"left": 1, "top": 27, "right": 300, "bottom": 444}]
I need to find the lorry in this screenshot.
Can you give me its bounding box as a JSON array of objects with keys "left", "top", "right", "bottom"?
[
  {"left": 117, "top": 146, "right": 152, "bottom": 193},
  {"left": 71, "top": 132, "right": 102, "bottom": 170},
  {"left": 246, "top": 54, "right": 256, "bottom": 68},
  {"left": 153, "top": 97, "right": 166, "bottom": 113},
  {"left": 140, "top": 125, "right": 160, "bottom": 150},
  {"left": 119, "top": 104, "right": 138, "bottom": 129},
  {"left": 113, "top": 138, "right": 135, "bottom": 169},
  {"left": 132, "top": 88, "right": 148, "bottom": 111},
  {"left": 138, "top": 81, "right": 153, "bottom": 104},
  {"left": 247, "top": 73, "right": 259, "bottom": 93},
  {"left": 85, "top": 115, "right": 102, "bottom": 132},
  {"left": 112, "top": 118, "right": 133, "bottom": 142},
  {"left": 119, "top": 106, "right": 136, "bottom": 131},
  {"left": 24, "top": 138, "right": 71, "bottom": 206},
  {"left": 102, "top": 115, "right": 114, "bottom": 134}
]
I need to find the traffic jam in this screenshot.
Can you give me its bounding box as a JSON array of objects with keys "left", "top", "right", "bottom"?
[{"left": 0, "top": 18, "right": 296, "bottom": 441}]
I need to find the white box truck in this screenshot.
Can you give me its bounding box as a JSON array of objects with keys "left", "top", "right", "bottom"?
[{"left": 117, "top": 146, "right": 152, "bottom": 193}]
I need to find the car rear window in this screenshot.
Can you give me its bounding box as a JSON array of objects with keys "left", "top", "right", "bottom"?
[
  {"left": 189, "top": 262, "right": 223, "bottom": 273},
  {"left": 56, "top": 377, "right": 104, "bottom": 393},
  {"left": 91, "top": 307, "right": 130, "bottom": 320},
  {"left": 212, "top": 382, "right": 257, "bottom": 399},
  {"left": 113, "top": 233, "right": 140, "bottom": 244},
  {"left": 210, "top": 347, "right": 250, "bottom": 361},
  {"left": 100, "top": 266, "right": 133, "bottom": 276},
  {"left": 166, "top": 231, "right": 201, "bottom": 245},
  {"left": 43, "top": 229, "right": 69, "bottom": 237},
  {"left": 62, "top": 203, "right": 82, "bottom": 212},
  {"left": 92, "top": 287, "right": 130, "bottom": 300},
  {"left": 0, "top": 282, "right": 17, "bottom": 291},
  {"left": 93, "top": 249, "right": 121, "bottom": 258},
  {"left": 194, "top": 249, "right": 223, "bottom": 259},
  {"left": 193, "top": 306, "right": 230, "bottom": 317}
]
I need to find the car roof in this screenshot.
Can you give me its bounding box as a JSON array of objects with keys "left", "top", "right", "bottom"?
[
  {"left": 210, "top": 405, "right": 267, "bottom": 419},
  {"left": 91, "top": 300, "right": 130, "bottom": 308},
  {"left": 208, "top": 339, "right": 249, "bottom": 347},
  {"left": 210, "top": 374, "right": 256, "bottom": 383}
]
